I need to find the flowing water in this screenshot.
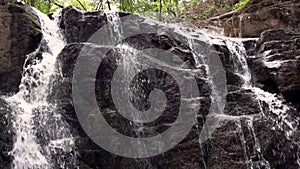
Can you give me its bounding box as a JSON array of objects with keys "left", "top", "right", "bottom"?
[
  {"left": 4, "top": 8, "right": 76, "bottom": 169},
  {"left": 222, "top": 38, "right": 299, "bottom": 168},
  {"left": 1, "top": 6, "right": 299, "bottom": 169},
  {"left": 224, "top": 38, "right": 299, "bottom": 138}
]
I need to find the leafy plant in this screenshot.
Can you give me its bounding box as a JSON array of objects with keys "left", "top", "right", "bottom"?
[
  {"left": 233, "top": 0, "right": 249, "bottom": 9},
  {"left": 19, "top": 0, "right": 249, "bottom": 26}
]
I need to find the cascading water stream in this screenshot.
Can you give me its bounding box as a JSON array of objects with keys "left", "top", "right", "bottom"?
[
  {"left": 223, "top": 38, "right": 300, "bottom": 168},
  {"left": 4, "top": 8, "right": 76, "bottom": 169},
  {"left": 1, "top": 5, "right": 299, "bottom": 168},
  {"left": 225, "top": 39, "right": 299, "bottom": 137}
]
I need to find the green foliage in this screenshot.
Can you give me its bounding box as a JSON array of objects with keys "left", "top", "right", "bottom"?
[
  {"left": 233, "top": 0, "right": 250, "bottom": 9},
  {"left": 20, "top": 0, "right": 95, "bottom": 14},
  {"left": 20, "top": 0, "right": 185, "bottom": 21},
  {"left": 19, "top": 0, "right": 249, "bottom": 24}
]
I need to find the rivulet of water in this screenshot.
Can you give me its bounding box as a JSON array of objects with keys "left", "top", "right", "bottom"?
[{"left": 4, "top": 8, "right": 76, "bottom": 169}]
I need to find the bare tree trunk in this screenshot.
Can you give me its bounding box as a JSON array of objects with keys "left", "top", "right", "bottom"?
[
  {"left": 107, "top": 0, "right": 111, "bottom": 10},
  {"left": 75, "top": 0, "right": 87, "bottom": 10},
  {"left": 159, "top": 0, "right": 162, "bottom": 21}
]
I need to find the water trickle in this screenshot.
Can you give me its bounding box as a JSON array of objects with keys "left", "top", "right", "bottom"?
[
  {"left": 223, "top": 37, "right": 299, "bottom": 167},
  {"left": 236, "top": 119, "right": 252, "bottom": 168},
  {"left": 105, "top": 10, "right": 123, "bottom": 43},
  {"left": 224, "top": 39, "right": 251, "bottom": 87},
  {"left": 4, "top": 8, "right": 76, "bottom": 169},
  {"left": 225, "top": 38, "right": 299, "bottom": 137},
  {"left": 245, "top": 117, "right": 271, "bottom": 169}
]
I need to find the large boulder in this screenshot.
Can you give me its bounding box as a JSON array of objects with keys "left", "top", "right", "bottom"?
[
  {"left": 55, "top": 8, "right": 216, "bottom": 168},
  {"left": 60, "top": 6, "right": 129, "bottom": 43},
  {"left": 251, "top": 29, "right": 300, "bottom": 105},
  {"left": 52, "top": 6, "right": 300, "bottom": 169},
  {"left": 52, "top": 28, "right": 210, "bottom": 169},
  {"left": 224, "top": 0, "right": 300, "bottom": 37},
  {"left": 0, "top": 2, "right": 42, "bottom": 95}
]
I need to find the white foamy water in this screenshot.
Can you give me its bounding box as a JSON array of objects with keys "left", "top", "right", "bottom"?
[
  {"left": 4, "top": 8, "right": 76, "bottom": 169},
  {"left": 224, "top": 38, "right": 298, "bottom": 135},
  {"left": 217, "top": 38, "right": 299, "bottom": 168},
  {"left": 1, "top": 5, "right": 298, "bottom": 168}
]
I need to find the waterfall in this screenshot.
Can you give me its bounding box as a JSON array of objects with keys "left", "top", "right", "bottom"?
[
  {"left": 4, "top": 8, "right": 76, "bottom": 169},
  {"left": 223, "top": 38, "right": 299, "bottom": 168},
  {"left": 225, "top": 38, "right": 299, "bottom": 138},
  {"left": 1, "top": 5, "right": 299, "bottom": 169}
]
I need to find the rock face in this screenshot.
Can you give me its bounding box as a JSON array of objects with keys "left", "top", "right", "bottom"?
[
  {"left": 224, "top": 0, "right": 300, "bottom": 37},
  {"left": 0, "top": 2, "right": 42, "bottom": 95},
  {"left": 52, "top": 7, "right": 300, "bottom": 169},
  {"left": 251, "top": 29, "right": 300, "bottom": 106},
  {"left": 1, "top": 3, "right": 299, "bottom": 169},
  {"left": 60, "top": 6, "right": 129, "bottom": 43},
  {"left": 0, "top": 99, "right": 12, "bottom": 169},
  {"left": 52, "top": 39, "right": 209, "bottom": 169}
]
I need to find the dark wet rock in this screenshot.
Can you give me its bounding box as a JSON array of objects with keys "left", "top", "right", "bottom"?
[
  {"left": 0, "top": 99, "right": 13, "bottom": 169},
  {"left": 202, "top": 117, "right": 259, "bottom": 169},
  {"left": 0, "top": 3, "right": 42, "bottom": 95},
  {"left": 52, "top": 6, "right": 300, "bottom": 169},
  {"left": 225, "top": 89, "right": 261, "bottom": 116},
  {"left": 60, "top": 6, "right": 130, "bottom": 43},
  {"left": 202, "top": 112, "right": 300, "bottom": 169},
  {"left": 0, "top": 1, "right": 299, "bottom": 168},
  {"left": 212, "top": 42, "right": 244, "bottom": 90},
  {"left": 251, "top": 29, "right": 300, "bottom": 105},
  {"left": 242, "top": 39, "right": 257, "bottom": 56},
  {"left": 59, "top": 6, "right": 107, "bottom": 43},
  {"left": 252, "top": 115, "right": 300, "bottom": 169},
  {"left": 52, "top": 39, "right": 209, "bottom": 168}
]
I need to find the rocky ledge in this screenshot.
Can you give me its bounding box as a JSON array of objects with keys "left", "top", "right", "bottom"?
[
  {"left": 250, "top": 29, "right": 300, "bottom": 107},
  {"left": 0, "top": 2, "right": 42, "bottom": 95}
]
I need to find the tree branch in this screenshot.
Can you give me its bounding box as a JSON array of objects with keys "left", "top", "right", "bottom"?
[
  {"left": 107, "top": 0, "right": 111, "bottom": 10},
  {"left": 159, "top": 0, "right": 162, "bottom": 21},
  {"left": 52, "top": 0, "right": 63, "bottom": 8},
  {"left": 207, "top": 10, "right": 239, "bottom": 21},
  {"left": 75, "top": 0, "right": 87, "bottom": 10}
]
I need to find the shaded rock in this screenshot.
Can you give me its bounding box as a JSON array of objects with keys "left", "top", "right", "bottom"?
[
  {"left": 60, "top": 6, "right": 129, "bottom": 43},
  {"left": 51, "top": 40, "right": 208, "bottom": 168},
  {"left": 201, "top": 116, "right": 265, "bottom": 169},
  {"left": 225, "top": 89, "right": 261, "bottom": 116},
  {"left": 224, "top": 0, "right": 300, "bottom": 37},
  {"left": 53, "top": 6, "right": 300, "bottom": 169},
  {"left": 0, "top": 2, "right": 42, "bottom": 95},
  {"left": 202, "top": 113, "right": 299, "bottom": 169},
  {"left": 0, "top": 98, "right": 13, "bottom": 169},
  {"left": 252, "top": 115, "right": 300, "bottom": 169},
  {"left": 212, "top": 41, "right": 244, "bottom": 90},
  {"left": 251, "top": 29, "right": 300, "bottom": 105},
  {"left": 242, "top": 39, "right": 257, "bottom": 56}
]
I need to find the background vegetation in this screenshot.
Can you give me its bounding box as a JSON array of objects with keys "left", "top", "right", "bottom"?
[{"left": 19, "top": 0, "right": 249, "bottom": 25}]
